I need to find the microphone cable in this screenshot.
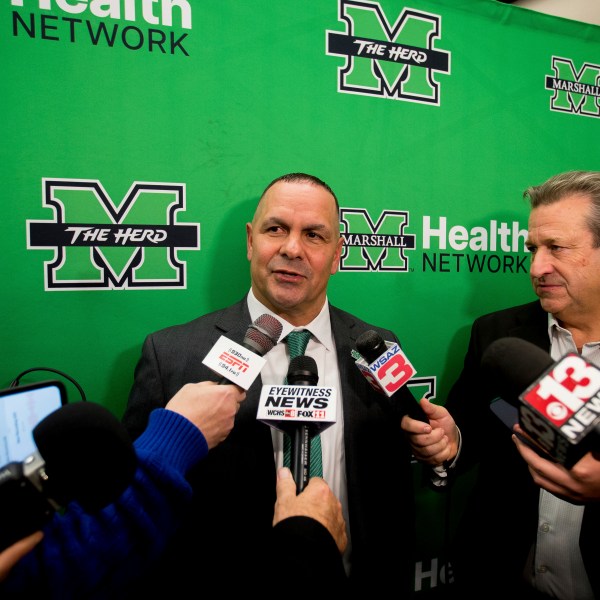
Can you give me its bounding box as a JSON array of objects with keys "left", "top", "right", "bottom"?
[{"left": 9, "top": 367, "right": 87, "bottom": 402}]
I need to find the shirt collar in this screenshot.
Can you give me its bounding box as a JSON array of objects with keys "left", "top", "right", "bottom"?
[
  {"left": 547, "top": 312, "right": 600, "bottom": 362},
  {"left": 246, "top": 288, "right": 334, "bottom": 352}
]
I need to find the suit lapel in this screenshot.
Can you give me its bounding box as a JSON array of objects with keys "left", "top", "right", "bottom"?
[{"left": 509, "top": 302, "right": 550, "bottom": 351}]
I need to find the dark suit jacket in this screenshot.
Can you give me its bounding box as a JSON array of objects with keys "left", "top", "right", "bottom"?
[
  {"left": 444, "top": 300, "right": 600, "bottom": 598},
  {"left": 121, "top": 297, "right": 419, "bottom": 596}
]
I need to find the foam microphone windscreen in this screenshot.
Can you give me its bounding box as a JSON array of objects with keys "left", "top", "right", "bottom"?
[
  {"left": 33, "top": 402, "right": 137, "bottom": 511},
  {"left": 244, "top": 314, "right": 283, "bottom": 355},
  {"left": 287, "top": 355, "right": 319, "bottom": 386},
  {"left": 356, "top": 329, "right": 388, "bottom": 364},
  {"left": 480, "top": 337, "right": 554, "bottom": 405}
]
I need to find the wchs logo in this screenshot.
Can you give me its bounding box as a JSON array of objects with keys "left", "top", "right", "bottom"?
[
  {"left": 326, "top": 0, "right": 451, "bottom": 104},
  {"left": 545, "top": 56, "right": 600, "bottom": 117},
  {"left": 339, "top": 208, "right": 415, "bottom": 271},
  {"left": 26, "top": 178, "right": 200, "bottom": 291}
]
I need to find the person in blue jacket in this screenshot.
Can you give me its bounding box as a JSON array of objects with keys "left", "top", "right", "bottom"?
[{"left": 0, "top": 381, "right": 348, "bottom": 598}]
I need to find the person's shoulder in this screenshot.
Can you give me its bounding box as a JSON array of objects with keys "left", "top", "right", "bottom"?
[
  {"left": 329, "top": 304, "right": 395, "bottom": 339},
  {"left": 473, "top": 300, "right": 542, "bottom": 326},
  {"left": 146, "top": 298, "right": 248, "bottom": 338},
  {"left": 470, "top": 301, "right": 546, "bottom": 341}
]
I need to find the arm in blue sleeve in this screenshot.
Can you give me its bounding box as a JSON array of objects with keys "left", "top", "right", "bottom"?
[{"left": 1, "top": 408, "right": 207, "bottom": 599}]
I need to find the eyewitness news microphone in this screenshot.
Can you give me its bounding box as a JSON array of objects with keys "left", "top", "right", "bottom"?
[
  {"left": 482, "top": 337, "right": 600, "bottom": 468},
  {"left": 256, "top": 357, "right": 337, "bottom": 494},
  {"left": 355, "top": 330, "right": 428, "bottom": 422},
  {"left": 0, "top": 401, "right": 137, "bottom": 552},
  {"left": 202, "top": 313, "right": 283, "bottom": 389},
  {"left": 287, "top": 355, "right": 319, "bottom": 493}
]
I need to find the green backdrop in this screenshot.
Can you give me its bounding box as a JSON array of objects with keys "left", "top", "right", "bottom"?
[{"left": 2, "top": 0, "right": 599, "bottom": 594}]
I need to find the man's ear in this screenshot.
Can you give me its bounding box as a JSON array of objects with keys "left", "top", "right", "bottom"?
[
  {"left": 246, "top": 223, "right": 253, "bottom": 261},
  {"left": 331, "top": 236, "right": 344, "bottom": 274}
]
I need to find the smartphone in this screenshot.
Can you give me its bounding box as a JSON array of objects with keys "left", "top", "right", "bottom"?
[
  {"left": 0, "top": 380, "right": 67, "bottom": 467},
  {"left": 490, "top": 397, "right": 557, "bottom": 463}
]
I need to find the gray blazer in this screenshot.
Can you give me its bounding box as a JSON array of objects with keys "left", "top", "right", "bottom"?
[{"left": 122, "top": 296, "right": 420, "bottom": 597}]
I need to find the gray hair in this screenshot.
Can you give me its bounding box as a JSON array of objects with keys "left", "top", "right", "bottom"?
[{"left": 524, "top": 170, "right": 600, "bottom": 247}]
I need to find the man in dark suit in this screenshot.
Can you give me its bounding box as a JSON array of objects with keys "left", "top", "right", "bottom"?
[
  {"left": 121, "top": 172, "right": 420, "bottom": 596},
  {"left": 402, "top": 170, "right": 600, "bottom": 599}
]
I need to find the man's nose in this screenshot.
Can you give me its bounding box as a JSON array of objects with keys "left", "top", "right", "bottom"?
[{"left": 529, "top": 248, "right": 553, "bottom": 278}]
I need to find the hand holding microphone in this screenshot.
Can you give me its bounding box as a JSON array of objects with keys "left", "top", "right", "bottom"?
[
  {"left": 274, "top": 466, "right": 347, "bottom": 555},
  {"left": 512, "top": 433, "right": 600, "bottom": 503},
  {"left": 355, "top": 329, "right": 428, "bottom": 422},
  {"left": 481, "top": 337, "right": 600, "bottom": 468}
]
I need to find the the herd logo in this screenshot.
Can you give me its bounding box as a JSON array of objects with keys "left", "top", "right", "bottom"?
[
  {"left": 339, "top": 208, "right": 415, "bottom": 271},
  {"left": 26, "top": 179, "right": 200, "bottom": 291},
  {"left": 545, "top": 56, "right": 600, "bottom": 117},
  {"left": 326, "top": 0, "right": 451, "bottom": 104}
]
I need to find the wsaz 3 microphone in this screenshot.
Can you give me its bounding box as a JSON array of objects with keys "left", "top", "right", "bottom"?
[
  {"left": 202, "top": 313, "right": 283, "bottom": 389},
  {"left": 481, "top": 336, "right": 600, "bottom": 468},
  {"left": 355, "top": 329, "right": 428, "bottom": 422},
  {"left": 0, "top": 401, "right": 137, "bottom": 552}
]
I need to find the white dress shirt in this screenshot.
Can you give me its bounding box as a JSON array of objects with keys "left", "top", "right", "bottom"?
[{"left": 246, "top": 289, "right": 352, "bottom": 575}]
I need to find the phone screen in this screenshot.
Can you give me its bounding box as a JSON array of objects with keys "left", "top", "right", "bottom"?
[
  {"left": 490, "top": 396, "right": 557, "bottom": 463},
  {"left": 0, "top": 381, "right": 66, "bottom": 466}
]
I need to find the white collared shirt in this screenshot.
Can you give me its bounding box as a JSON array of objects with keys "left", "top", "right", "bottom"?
[{"left": 246, "top": 289, "right": 352, "bottom": 575}]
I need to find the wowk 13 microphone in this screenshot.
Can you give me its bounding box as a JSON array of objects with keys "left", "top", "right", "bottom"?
[
  {"left": 0, "top": 401, "right": 137, "bottom": 552},
  {"left": 481, "top": 337, "right": 600, "bottom": 468}
]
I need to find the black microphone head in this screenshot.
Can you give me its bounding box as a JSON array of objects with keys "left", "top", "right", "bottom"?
[
  {"left": 481, "top": 337, "right": 554, "bottom": 404},
  {"left": 33, "top": 402, "right": 137, "bottom": 511},
  {"left": 243, "top": 314, "right": 283, "bottom": 356},
  {"left": 356, "top": 329, "right": 387, "bottom": 364},
  {"left": 287, "top": 355, "right": 319, "bottom": 386}
]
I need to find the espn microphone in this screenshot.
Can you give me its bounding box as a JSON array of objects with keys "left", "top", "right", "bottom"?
[
  {"left": 202, "top": 313, "right": 283, "bottom": 390},
  {"left": 355, "top": 329, "right": 428, "bottom": 422},
  {"left": 481, "top": 337, "right": 600, "bottom": 468},
  {"left": 0, "top": 401, "right": 137, "bottom": 552}
]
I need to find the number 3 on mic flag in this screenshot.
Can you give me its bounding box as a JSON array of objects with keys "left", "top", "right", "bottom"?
[{"left": 355, "top": 342, "right": 416, "bottom": 396}]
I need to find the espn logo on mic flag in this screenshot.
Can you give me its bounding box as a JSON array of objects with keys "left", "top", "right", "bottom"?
[
  {"left": 355, "top": 341, "right": 416, "bottom": 396},
  {"left": 520, "top": 352, "right": 600, "bottom": 467},
  {"left": 202, "top": 336, "right": 266, "bottom": 390}
]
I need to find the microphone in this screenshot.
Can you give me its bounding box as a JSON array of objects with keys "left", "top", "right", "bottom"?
[
  {"left": 481, "top": 337, "right": 600, "bottom": 468},
  {"left": 287, "top": 355, "right": 319, "bottom": 494},
  {"left": 256, "top": 356, "right": 337, "bottom": 493},
  {"left": 355, "top": 330, "right": 428, "bottom": 422},
  {"left": 0, "top": 401, "right": 137, "bottom": 552},
  {"left": 202, "top": 314, "right": 283, "bottom": 389}
]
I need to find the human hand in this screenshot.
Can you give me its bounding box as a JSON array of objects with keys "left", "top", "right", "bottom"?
[
  {"left": 165, "top": 381, "right": 246, "bottom": 449},
  {"left": 513, "top": 425, "right": 600, "bottom": 504},
  {"left": 400, "top": 397, "right": 459, "bottom": 466},
  {"left": 273, "top": 467, "right": 347, "bottom": 554},
  {"left": 0, "top": 531, "right": 43, "bottom": 583}
]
